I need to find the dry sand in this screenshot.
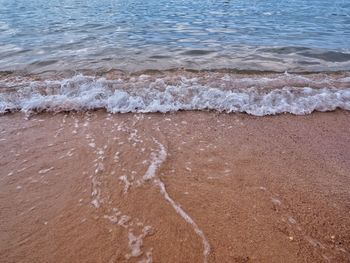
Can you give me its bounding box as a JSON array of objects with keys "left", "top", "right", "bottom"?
[{"left": 0, "top": 110, "right": 349, "bottom": 262}]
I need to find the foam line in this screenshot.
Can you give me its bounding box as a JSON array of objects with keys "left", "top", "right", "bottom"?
[
  {"left": 144, "top": 139, "right": 210, "bottom": 263},
  {"left": 0, "top": 74, "right": 349, "bottom": 115}
]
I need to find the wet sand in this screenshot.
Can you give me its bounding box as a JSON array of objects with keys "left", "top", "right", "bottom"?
[{"left": 0, "top": 110, "right": 349, "bottom": 262}]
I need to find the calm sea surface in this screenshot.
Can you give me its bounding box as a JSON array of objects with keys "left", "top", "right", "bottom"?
[{"left": 0, "top": 0, "right": 349, "bottom": 73}]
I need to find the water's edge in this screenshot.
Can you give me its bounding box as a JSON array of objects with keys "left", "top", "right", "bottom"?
[{"left": 1, "top": 71, "right": 349, "bottom": 116}]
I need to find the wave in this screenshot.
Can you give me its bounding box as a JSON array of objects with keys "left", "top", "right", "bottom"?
[{"left": 0, "top": 73, "right": 349, "bottom": 116}]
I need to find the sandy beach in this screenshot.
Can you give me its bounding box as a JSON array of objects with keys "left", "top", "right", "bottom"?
[
  {"left": 1, "top": 0, "right": 350, "bottom": 261},
  {"left": 0, "top": 110, "right": 349, "bottom": 262}
]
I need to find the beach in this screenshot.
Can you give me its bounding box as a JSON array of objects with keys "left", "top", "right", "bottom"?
[
  {"left": 1, "top": 110, "right": 349, "bottom": 262},
  {"left": 1, "top": 0, "right": 350, "bottom": 261}
]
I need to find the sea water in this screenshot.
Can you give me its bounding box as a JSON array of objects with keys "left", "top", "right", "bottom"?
[{"left": 0, "top": 0, "right": 349, "bottom": 114}]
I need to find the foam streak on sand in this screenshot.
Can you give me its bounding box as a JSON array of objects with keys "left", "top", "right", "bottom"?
[
  {"left": 1, "top": 109, "right": 350, "bottom": 262},
  {"left": 144, "top": 139, "right": 210, "bottom": 263},
  {"left": 84, "top": 125, "right": 154, "bottom": 261}
]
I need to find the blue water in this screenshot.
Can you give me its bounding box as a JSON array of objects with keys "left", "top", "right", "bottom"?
[{"left": 0, "top": 0, "right": 350, "bottom": 73}]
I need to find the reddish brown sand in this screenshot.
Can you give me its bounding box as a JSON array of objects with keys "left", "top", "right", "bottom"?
[{"left": 0, "top": 110, "right": 349, "bottom": 263}]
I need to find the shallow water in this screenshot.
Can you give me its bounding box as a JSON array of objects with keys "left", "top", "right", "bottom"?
[
  {"left": 0, "top": 0, "right": 349, "bottom": 115},
  {"left": 1, "top": 110, "right": 350, "bottom": 262},
  {"left": 0, "top": 0, "right": 350, "bottom": 73}
]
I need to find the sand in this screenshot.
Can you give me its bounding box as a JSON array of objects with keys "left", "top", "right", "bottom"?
[{"left": 0, "top": 110, "right": 349, "bottom": 262}]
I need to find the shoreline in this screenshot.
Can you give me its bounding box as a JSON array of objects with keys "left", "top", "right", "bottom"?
[
  {"left": 1, "top": 71, "right": 349, "bottom": 116},
  {"left": 1, "top": 110, "right": 350, "bottom": 262}
]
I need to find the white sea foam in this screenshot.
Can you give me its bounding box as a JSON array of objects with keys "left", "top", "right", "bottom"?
[
  {"left": 126, "top": 226, "right": 152, "bottom": 259},
  {"left": 0, "top": 74, "right": 349, "bottom": 116},
  {"left": 156, "top": 178, "right": 211, "bottom": 263},
  {"left": 38, "top": 167, "right": 54, "bottom": 174},
  {"left": 144, "top": 138, "right": 210, "bottom": 263},
  {"left": 119, "top": 175, "right": 131, "bottom": 194},
  {"left": 91, "top": 170, "right": 102, "bottom": 208},
  {"left": 143, "top": 140, "right": 167, "bottom": 181}
]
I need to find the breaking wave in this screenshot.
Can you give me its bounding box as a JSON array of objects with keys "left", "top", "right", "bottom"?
[{"left": 0, "top": 72, "right": 349, "bottom": 116}]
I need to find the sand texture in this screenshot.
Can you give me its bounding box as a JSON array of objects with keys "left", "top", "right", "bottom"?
[{"left": 0, "top": 110, "right": 350, "bottom": 262}]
